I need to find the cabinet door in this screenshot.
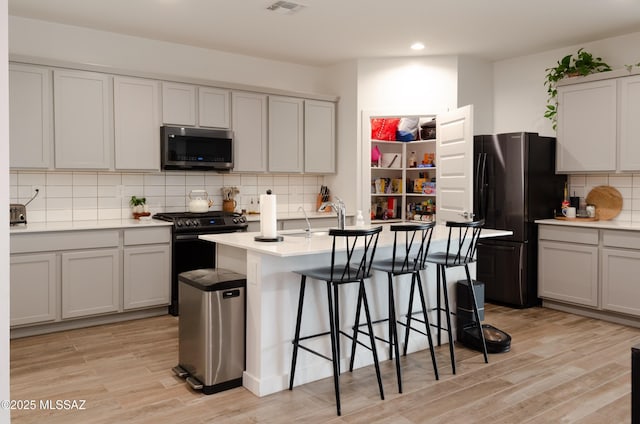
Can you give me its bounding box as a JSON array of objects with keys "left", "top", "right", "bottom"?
[
  {"left": 556, "top": 79, "right": 617, "bottom": 172},
  {"left": 123, "top": 245, "right": 171, "bottom": 310},
  {"left": 232, "top": 92, "right": 268, "bottom": 172},
  {"left": 199, "top": 86, "right": 230, "bottom": 128},
  {"left": 602, "top": 248, "right": 640, "bottom": 316},
  {"left": 304, "top": 100, "right": 335, "bottom": 173},
  {"left": 9, "top": 63, "right": 52, "bottom": 169},
  {"left": 10, "top": 253, "right": 57, "bottom": 326},
  {"left": 538, "top": 240, "right": 598, "bottom": 307},
  {"left": 54, "top": 70, "right": 112, "bottom": 169},
  {"left": 114, "top": 76, "right": 161, "bottom": 170},
  {"left": 61, "top": 249, "right": 120, "bottom": 319},
  {"left": 268, "top": 96, "right": 304, "bottom": 172},
  {"left": 619, "top": 75, "right": 640, "bottom": 171},
  {"left": 162, "top": 82, "right": 196, "bottom": 126}
]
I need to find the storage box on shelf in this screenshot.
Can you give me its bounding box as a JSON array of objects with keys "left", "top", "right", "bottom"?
[{"left": 368, "top": 115, "right": 437, "bottom": 223}]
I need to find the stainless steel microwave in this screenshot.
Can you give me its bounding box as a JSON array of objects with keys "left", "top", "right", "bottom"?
[{"left": 161, "top": 126, "right": 233, "bottom": 171}]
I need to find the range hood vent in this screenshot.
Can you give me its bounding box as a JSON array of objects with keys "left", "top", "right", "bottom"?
[{"left": 266, "top": 1, "right": 306, "bottom": 15}]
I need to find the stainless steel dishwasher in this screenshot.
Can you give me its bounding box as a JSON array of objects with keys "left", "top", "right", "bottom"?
[{"left": 173, "top": 268, "right": 246, "bottom": 395}]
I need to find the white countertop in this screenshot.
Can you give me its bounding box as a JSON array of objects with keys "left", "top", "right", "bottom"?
[
  {"left": 201, "top": 224, "right": 512, "bottom": 258},
  {"left": 9, "top": 218, "right": 173, "bottom": 234},
  {"left": 535, "top": 219, "right": 640, "bottom": 231}
]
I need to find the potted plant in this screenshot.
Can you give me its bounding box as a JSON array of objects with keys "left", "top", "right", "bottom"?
[
  {"left": 544, "top": 48, "right": 612, "bottom": 129},
  {"left": 129, "top": 196, "right": 149, "bottom": 219}
]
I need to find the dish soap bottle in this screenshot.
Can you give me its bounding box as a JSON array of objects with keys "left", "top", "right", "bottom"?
[{"left": 355, "top": 210, "right": 365, "bottom": 227}]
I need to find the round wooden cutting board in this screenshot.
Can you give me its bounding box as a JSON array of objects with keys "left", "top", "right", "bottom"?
[{"left": 585, "top": 185, "right": 623, "bottom": 220}]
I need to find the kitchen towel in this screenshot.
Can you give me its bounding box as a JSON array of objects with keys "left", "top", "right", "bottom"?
[{"left": 260, "top": 191, "right": 277, "bottom": 239}]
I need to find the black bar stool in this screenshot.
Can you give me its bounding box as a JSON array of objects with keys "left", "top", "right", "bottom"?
[
  {"left": 350, "top": 222, "right": 439, "bottom": 393},
  {"left": 289, "top": 226, "right": 384, "bottom": 416},
  {"left": 421, "top": 220, "right": 487, "bottom": 374}
]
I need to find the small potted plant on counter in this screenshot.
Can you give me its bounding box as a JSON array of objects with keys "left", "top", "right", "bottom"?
[
  {"left": 130, "top": 196, "right": 150, "bottom": 219},
  {"left": 544, "top": 48, "right": 611, "bottom": 129}
]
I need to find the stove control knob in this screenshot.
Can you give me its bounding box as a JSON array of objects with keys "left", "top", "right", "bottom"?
[
  {"left": 240, "top": 216, "right": 246, "bottom": 223},
  {"left": 233, "top": 218, "right": 238, "bottom": 223},
  {"left": 185, "top": 220, "right": 191, "bottom": 226},
  {"left": 176, "top": 221, "right": 183, "bottom": 227},
  {"left": 192, "top": 220, "right": 199, "bottom": 227}
]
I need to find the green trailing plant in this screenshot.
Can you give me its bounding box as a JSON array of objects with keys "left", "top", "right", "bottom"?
[
  {"left": 625, "top": 62, "right": 640, "bottom": 72},
  {"left": 544, "top": 48, "right": 612, "bottom": 129}
]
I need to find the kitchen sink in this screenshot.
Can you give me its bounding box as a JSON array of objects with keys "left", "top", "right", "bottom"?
[{"left": 283, "top": 230, "right": 330, "bottom": 238}]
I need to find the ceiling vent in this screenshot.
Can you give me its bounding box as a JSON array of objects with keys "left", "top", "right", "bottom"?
[{"left": 266, "top": 1, "right": 306, "bottom": 15}]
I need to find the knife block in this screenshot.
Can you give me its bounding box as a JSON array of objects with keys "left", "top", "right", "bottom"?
[{"left": 316, "top": 194, "right": 332, "bottom": 212}]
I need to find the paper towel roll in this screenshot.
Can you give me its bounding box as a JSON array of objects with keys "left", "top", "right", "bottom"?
[{"left": 260, "top": 192, "right": 277, "bottom": 239}]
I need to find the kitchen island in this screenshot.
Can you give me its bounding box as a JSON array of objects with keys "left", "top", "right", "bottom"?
[{"left": 201, "top": 223, "right": 511, "bottom": 397}]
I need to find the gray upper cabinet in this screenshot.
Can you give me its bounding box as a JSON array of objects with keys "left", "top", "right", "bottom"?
[
  {"left": 304, "top": 100, "right": 335, "bottom": 173},
  {"left": 162, "top": 82, "right": 197, "bottom": 126},
  {"left": 9, "top": 63, "right": 52, "bottom": 169},
  {"left": 232, "top": 91, "right": 268, "bottom": 172},
  {"left": 619, "top": 74, "right": 640, "bottom": 171},
  {"left": 53, "top": 69, "right": 112, "bottom": 169},
  {"left": 114, "top": 76, "right": 161, "bottom": 171},
  {"left": 199, "top": 86, "right": 231, "bottom": 128},
  {"left": 162, "top": 81, "right": 231, "bottom": 128},
  {"left": 556, "top": 79, "right": 617, "bottom": 173},
  {"left": 268, "top": 96, "right": 304, "bottom": 173}
]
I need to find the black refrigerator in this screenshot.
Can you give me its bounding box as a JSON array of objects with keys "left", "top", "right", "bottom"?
[{"left": 474, "top": 132, "right": 566, "bottom": 308}]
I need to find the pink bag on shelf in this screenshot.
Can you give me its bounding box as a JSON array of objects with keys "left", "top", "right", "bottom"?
[{"left": 371, "top": 145, "right": 381, "bottom": 164}]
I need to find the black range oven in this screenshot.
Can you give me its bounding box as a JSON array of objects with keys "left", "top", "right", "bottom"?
[{"left": 153, "top": 211, "right": 248, "bottom": 316}]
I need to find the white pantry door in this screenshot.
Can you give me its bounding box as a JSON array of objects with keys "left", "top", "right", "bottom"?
[{"left": 436, "top": 105, "right": 474, "bottom": 224}]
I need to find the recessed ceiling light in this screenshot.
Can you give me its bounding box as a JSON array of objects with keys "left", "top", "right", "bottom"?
[{"left": 411, "top": 42, "right": 425, "bottom": 51}]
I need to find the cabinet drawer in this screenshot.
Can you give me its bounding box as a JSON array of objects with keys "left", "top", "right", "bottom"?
[
  {"left": 602, "top": 230, "right": 640, "bottom": 250},
  {"left": 538, "top": 225, "right": 598, "bottom": 245},
  {"left": 124, "top": 227, "right": 171, "bottom": 245},
  {"left": 11, "top": 230, "right": 119, "bottom": 253}
]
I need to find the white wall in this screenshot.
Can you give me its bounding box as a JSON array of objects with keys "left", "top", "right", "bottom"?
[
  {"left": 493, "top": 31, "right": 640, "bottom": 136},
  {"left": 9, "top": 16, "right": 330, "bottom": 96},
  {"left": 457, "top": 55, "right": 494, "bottom": 135},
  {"left": 1, "top": 1, "right": 11, "bottom": 422}
]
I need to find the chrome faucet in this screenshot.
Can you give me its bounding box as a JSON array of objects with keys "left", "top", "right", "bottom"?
[
  {"left": 297, "top": 206, "right": 312, "bottom": 235},
  {"left": 318, "top": 196, "right": 346, "bottom": 230}
]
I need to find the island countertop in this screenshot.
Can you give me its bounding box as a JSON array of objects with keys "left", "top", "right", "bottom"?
[
  {"left": 535, "top": 218, "right": 640, "bottom": 231},
  {"left": 200, "top": 223, "right": 512, "bottom": 257}
]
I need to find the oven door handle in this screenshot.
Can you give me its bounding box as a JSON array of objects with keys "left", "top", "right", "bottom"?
[{"left": 174, "top": 234, "right": 206, "bottom": 241}]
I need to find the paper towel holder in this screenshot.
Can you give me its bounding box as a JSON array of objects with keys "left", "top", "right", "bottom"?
[{"left": 255, "top": 189, "right": 284, "bottom": 242}]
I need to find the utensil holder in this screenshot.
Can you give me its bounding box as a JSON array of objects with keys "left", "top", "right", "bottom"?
[{"left": 223, "top": 199, "right": 236, "bottom": 213}]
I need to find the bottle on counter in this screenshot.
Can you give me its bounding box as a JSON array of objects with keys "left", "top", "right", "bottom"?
[
  {"left": 355, "top": 210, "right": 365, "bottom": 227},
  {"left": 409, "top": 151, "right": 417, "bottom": 168}
]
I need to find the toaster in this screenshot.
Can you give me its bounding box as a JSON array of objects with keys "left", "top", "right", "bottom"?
[{"left": 10, "top": 203, "right": 27, "bottom": 225}]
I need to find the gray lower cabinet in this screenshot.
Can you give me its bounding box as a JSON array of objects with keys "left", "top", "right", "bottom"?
[
  {"left": 10, "top": 253, "right": 57, "bottom": 326},
  {"left": 601, "top": 229, "right": 640, "bottom": 316},
  {"left": 9, "top": 226, "right": 171, "bottom": 330},
  {"left": 123, "top": 227, "right": 171, "bottom": 310},
  {"left": 538, "top": 225, "right": 599, "bottom": 307},
  {"left": 539, "top": 225, "right": 640, "bottom": 319},
  {"left": 61, "top": 249, "right": 120, "bottom": 319}
]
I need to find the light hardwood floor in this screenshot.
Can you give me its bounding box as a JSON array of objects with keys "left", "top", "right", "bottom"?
[{"left": 10, "top": 304, "right": 640, "bottom": 423}]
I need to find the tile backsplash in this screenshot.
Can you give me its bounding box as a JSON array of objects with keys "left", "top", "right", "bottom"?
[
  {"left": 568, "top": 173, "right": 640, "bottom": 223},
  {"left": 10, "top": 170, "right": 326, "bottom": 223}
]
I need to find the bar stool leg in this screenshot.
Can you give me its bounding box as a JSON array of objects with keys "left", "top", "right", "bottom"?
[
  {"left": 465, "top": 265, "right": 488, "bottom": 363},
  {"left": 387, "top": 273, "right": 402, "bottom": 393},
  {"left": 289, "top": 276, "right": 307, "bottom": 390},
  {"left": 348, "top": 283, "right": 364, "bottom": 372},
  {"left": 415, "top": 271, "right": 439, "bottom": 380},
  {"left": 326, "top": 281, "right": 342, "bottom": 416},
  {"left": 402, "top": 274, "right": 417, "bottom": 356},
  {"left": 436, "top": 265, "right": 442, "bottom": 346},
  {"left": 334, "top": 283, "right": 341, "bottom": 375},
  {"left": 440, "top": 265, "right": 456, "bottom": 374},
  {"left": 360, "top": 280, "right": 385, "bottom": 400}
]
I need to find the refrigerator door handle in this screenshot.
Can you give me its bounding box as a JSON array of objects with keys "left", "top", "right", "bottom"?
[
  {"left": 478, "top": 153, "right": 488, "bottom": 220},
  {"left": 518, "top": 243, "right": 524, "bottom": 305}
]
